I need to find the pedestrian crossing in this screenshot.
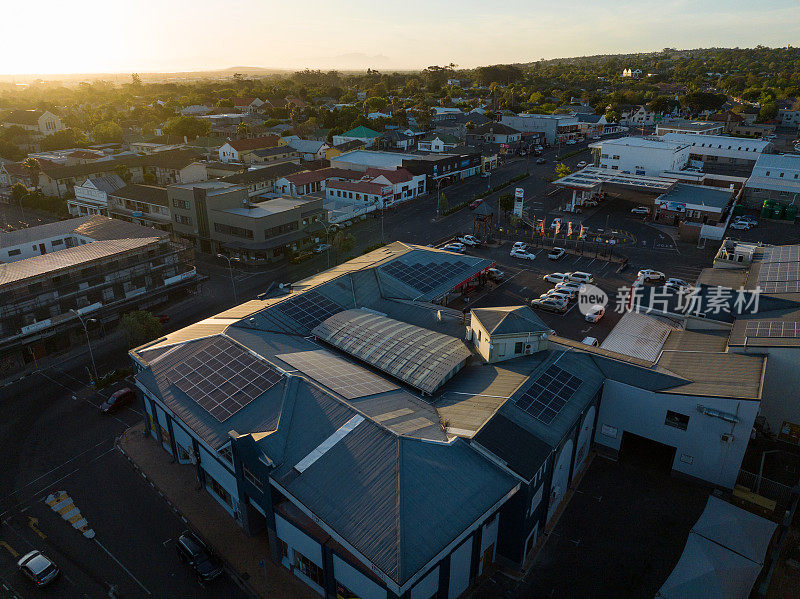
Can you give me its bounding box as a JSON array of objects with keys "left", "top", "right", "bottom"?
[{"left": 44, "top": 490, "right": 95, "bottom": 539}]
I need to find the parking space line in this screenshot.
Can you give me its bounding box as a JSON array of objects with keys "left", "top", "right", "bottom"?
[{"left": 94, "top": 538, "right": 152, "bottom": 596}]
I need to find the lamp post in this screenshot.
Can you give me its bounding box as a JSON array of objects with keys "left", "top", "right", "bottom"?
[
  {"left": 70, "top": 309, "right": 98, "bottom": 381},
  {"left": 756, "top": 449, "right": 781, "bottom": 495},
  {"left": 217, "top": 254, "right": 240, "bottom": 303},
  {"left": 319, "top": 221, "right": 333, "bottom": 269}
]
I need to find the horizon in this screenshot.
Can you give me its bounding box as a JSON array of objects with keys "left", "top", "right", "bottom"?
[{"left": 2, "top": 0, "right": 798, "bottom": 78}]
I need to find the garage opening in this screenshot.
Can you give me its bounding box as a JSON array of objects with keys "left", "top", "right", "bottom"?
[{"left": 619, "top": 431, "right": 676, "bottom": 474}]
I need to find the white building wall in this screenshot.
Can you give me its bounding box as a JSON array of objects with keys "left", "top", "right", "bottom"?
[
  {"left": 198, "top": 444, "right": 239, "bottom": 514},
  {"left": 447, "top": 539, "right": 472, "bottom": 599},
  {"left": 276, "top": 514, "right": 325, "bottom": 595},
  {"left": 595, "top": 380, "right": 759, "bottom": 488},
  {"left": 171, "top": 423, "right": 194, "bottom": 464},
  {"left": 409, "top": 568, "right": 439, "bottom": 599},
  {"left": 597, "top": 141, "right": 690, "bottom": 175},
  {"left": 333, "top": 555, "right": 387, "bottom": 599}
]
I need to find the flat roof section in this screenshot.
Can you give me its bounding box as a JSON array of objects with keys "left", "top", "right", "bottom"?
[
  {"left": 554, "top": 167, "right": 676, "bottom": 193},
  {"left": 655, "top": 183, "right": 733, "bottom": 211}
]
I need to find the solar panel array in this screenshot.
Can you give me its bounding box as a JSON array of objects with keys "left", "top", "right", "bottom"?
[
  {"left": 756, "top": 246, "right": 800, "bottom": 294},
  {"left": 276, "top": 291, "right": 343, "bottom": 329},
  {"left": 514, "top": 365, "right": 582, "bottom": 425},
  {"left": 381, "top": 259, "right": 473, "bottom": 294},
  {"left": 276, "top": 350, "right": 399, "bottom": 399},
  {"left": 745, "top": 320, "right": 800, "bottom": 339},
  {"left": 168, "top": 337, "right": 283, "bottom": 422}
]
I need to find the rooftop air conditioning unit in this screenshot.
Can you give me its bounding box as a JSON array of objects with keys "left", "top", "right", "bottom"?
[{"left": 721, "top": 433, "right": 734, "bottom": 444}]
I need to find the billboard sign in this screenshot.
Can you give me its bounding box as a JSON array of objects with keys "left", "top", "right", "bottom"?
[{"left": 513, "top": 187, "right": 524, "bottom": 217}]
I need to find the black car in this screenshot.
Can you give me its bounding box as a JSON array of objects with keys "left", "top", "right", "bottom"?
[
  {"left": 176, "top": 531, "right": 224, "bottom": 582},
  {"left": 100, "top": 387, "right": 136, "bottom": 414}
]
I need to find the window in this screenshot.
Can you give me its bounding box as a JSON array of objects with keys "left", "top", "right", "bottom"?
[
  {"left": 218, "top": 444, "right": 233, "bottom": 464},
  {"left": 207, "top": 476, "right": 232, "bottom": 506},
  {"left": 277, "top": 539, "right": 288, "bottom": 560},
  {"left": 243, "top": 465, "right": 262, "bottom": 490},
  {"left": 174, "top": 214, "right": 191, "bottom": 225},
  {"left": 766, "top": 171, "right": 771, "bottom": 177},
  {"left": 514, "top": 341, "right": 524, "bottom": 354},
  {"left": 264, "top": 221, "right": 298, "bottom": 239},
  {"left": 172, "top": 199, "right": 189, "bottom": 209},
  {"left": 7, "top": 248, "right": 20, "bottom": 257},
  {"left": 294, "top": 551, "right": 323, "bottom": 587},
  {"left": 51, "top": 239, "right": 63, "bottom": 246},
  {"left": 665, "top": 410, "right": 689, "bottom": 431},
  {"left": 214, "top": 222, "right": 253, "bottom": 239}
]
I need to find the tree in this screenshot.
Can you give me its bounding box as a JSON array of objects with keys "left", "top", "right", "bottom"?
[
  {"left": 143, "top": 172, "right": 156, "bottom": 185},
  {"left": 0, "top": 139, "right": 24, "bottom": 161},
  {"left": 162, "top": 116, "right": 211, "bottom": 140},
  {"left": 91, "top": 121, "right": 123, "bottom": 143},
  {"left": 131, "top": 73, "right": 142, "bottom": 87},
  {"left": 757, "top": 102, "right": 778, "bottom": 123},
  {"left": 332, "top": 231, "right": 355, "bottom": 261},
  {"left": 555, "top": 162, "right": 571, "bottom": 179},
  {"left": 235, "top": 123, "right": 251, "bottom": 137},
  {"left": 120, "top": 311, "right": 162, "bottom": 348},
  {"left": 499, "top": 192, "right": 514, "bottom": 215},
  {"left": 40, "top": 128, "right": 88, "bottom": 151},
  {"left": 114, "top": 163, "right": 132, "bottom": 183},
  {"left": 11, "top": 183, "right": 28, "bottom": 203},
  {"left": 438, "top": 193, "right": 449, "bottom": 214},
  {"left": 364, "top": 96, "right": 388, "bottom": 113},
  {"left": 22, "top": 157, "right": 40, "bottom": 188}
]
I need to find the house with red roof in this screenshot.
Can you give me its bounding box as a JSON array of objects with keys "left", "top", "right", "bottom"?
[
  {"left": 218, "top": 135, "right": 286, "bottom": 163},
  {"left": 274, "top": 167, "right": 364, "bottom": 197},
  {"left": 326, "top": 167, "right": 426, "bottom": 208}
]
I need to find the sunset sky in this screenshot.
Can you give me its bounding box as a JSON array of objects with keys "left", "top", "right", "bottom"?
[{"left": 2, "top": 0, "right": 799, "bottom": 75}]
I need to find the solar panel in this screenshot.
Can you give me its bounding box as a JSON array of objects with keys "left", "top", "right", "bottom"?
[
  {"left": 168, "top": 337, "right": 283, "bottom": 422},
  {"left": 276, "top": 350, "right": 399, "bottom": 399},
  {"left": 514, "top": 365, "right": 581, "bottom": 425},
  {"left": 762, "top": 245, "right": 800, "bottom": 264},
  {"left": 381, "top": 259, "right": 474, "bottom": 293},
  {"left": 744, "top": 320, "right": 800, "bottom": 339},
  {"left": 277, "top": 291, "right": 343, "bottom": 329}
]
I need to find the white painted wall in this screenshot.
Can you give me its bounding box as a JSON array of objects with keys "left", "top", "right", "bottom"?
[
  {"left": 448, "top": 539, "right": 472, "bottom": 599},
  {"left": 276, "top": 514, "right": 323, "bottom": 567},
  {"left": 171, "top": 423, "right": 194, "bottom": 464},
  {"left": 333, "top": 555, "right": 387, "bottom": 599},
  {"left": 573, "top": 406, "right": 595, "bottom": 475},
  {"left": 596, "top": 140, "right": 690, "bottom": 175},
  {"left": 595, "top": 380, "right": 759, "bottom": 487},
  {"left": 410, "top": 567, "right": 439, "bottom": 599},
  {"left": 547, "top": 438, "right": 573, "bottom": 522},
  {"left": 198, "top": 444, "right": 239, "bottom": 513},
  {"left": 478, "top": 516, "right": 498, "bottom": 575}
]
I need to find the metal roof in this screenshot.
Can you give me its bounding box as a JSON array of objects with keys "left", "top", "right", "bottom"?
[
  {"left": 554, "top": 167, "right": 676, "bottom": 192},
  {"left": 600, "top": 310, "right": 681, "bottom": 362},
  {"left": 472, "top": 414, "right": 551, "bottom": 480},
  {"left": 655, "top": 183, "right": 733, "bottom": 211},
  {"left": 312, "top": 309, "right": 472, "bottom": 395},
  {"left": 656, "top": 351, "right": 764, "bottom": 400},
  {"left": 471, "top": 306, "right": 549, "bottom": 336}
]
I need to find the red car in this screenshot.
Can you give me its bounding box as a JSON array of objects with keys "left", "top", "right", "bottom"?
[
  {"left": 470, "top": 199, "right": 484, "bottom": 210},
  {"left": 100, "top": 387, "right": 136, "bottom": 414}
]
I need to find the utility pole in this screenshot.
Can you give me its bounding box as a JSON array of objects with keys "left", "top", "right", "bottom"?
[
  {"left": 70, "top": 310, "right": 98, "bottom": 381},
  {"left": 217, "top": 254, "right": 240, "bottom": 303}
]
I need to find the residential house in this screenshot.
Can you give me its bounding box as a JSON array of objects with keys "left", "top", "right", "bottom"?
[
  {"left": 418, "top": 133, "right": 459, "bottom": 153},
  {"left": 325, "top": 139, "right": 366, "bottom": 160},
  {"left": 68, "top": 174, "right": 126, "bottom": 217},
  {"left": 744, "top": 153, "right": 800, "bottom": 207},
  {"left": 249, "top": 146, "right": 301, "bottom": 165},
  {"left": 740, "top": 106, "right": 760, "bottom": 125},
  {"left": 777, "top": 98, "right": 800, "bottom": 129},
  {"left": 0, "top": 161, "right": 32, "bottom": 188},
  {"left": 218, "top": 136, "right": 285, "bottom": 163},
  {"left": 465, "top": 123, "right": 522, "bottom": 146},
  {"left": 274, "top": 167, "right": 364, "bottom": 197},
  {"left": 180, "top": 105, "right": 213, "bottom": 117},
  {"left": 232, "top": 97, "right": 267, "bottom": 114},
  {"left": 332, "top": 126, "right": 382, "bottom": 149},
  {"left": 107, "top": 184, "right": 172, "bottom": 231},
  {"left": 380, "top": 130, "right": 415, "bottom": 151},
  {"left": 221, "top": 162, "right": 306, "bottom": 197},
  {"left": 2, "top": 110, "right": 64, "bottom": 137},
  {"left": 287, "top": 139, "right": 329, "bottom": 162},
  {"left": 622, "top": 68, "right": 642, "bottom": 78}
]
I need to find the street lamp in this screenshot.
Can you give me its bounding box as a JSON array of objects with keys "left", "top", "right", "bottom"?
[
  {"left": 217, "top": 254, "right": 240, "bottom": 303},
  {"left": 756, "top": 449, "right": 781, "bottom": 495},
  {"left": 70, "top": 309, "right": 98, "bottom": 381},
  {"left": 319, "top": 222, "right": 333, "bottom": 269}
]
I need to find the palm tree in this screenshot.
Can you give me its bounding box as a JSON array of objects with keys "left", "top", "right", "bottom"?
[{"left": 22, "top": 157, "right": 40, "bottom": 189}]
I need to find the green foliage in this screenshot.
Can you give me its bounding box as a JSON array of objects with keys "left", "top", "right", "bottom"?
[
  {"left": 235, "top": 122, "right": 251, "bottom": 137},
  {"left": 22, "top": 157, "right": 40, "bottom": 187},
  {"left": 91, "top": 120, "right": 123, "bottom": 143},
  {"left": 438, "top": 193, "right": 450, "bottom": 214},
  {"left": 498, "top": 192, "right": 515, "bottom": 214},
  {"left": 114, "top": 163, "right": 132, "bottom": 183},
  {"left": 162, "top": 116, "right": 211, "bottom": 140},
  {"left": 12, "top": 186, "right": 69, "bottom": 215},
  {"left": 332, "top": 230, "right": 355, "bottom": 256},
  {"left": 758, "top": 102, "right": 778, "bottom": 123},
  {"left": 0, "top": 139, "right": 25, "bottom": 160},
  {"left": 143, "top": 172, "right": 156, "bottom": 185},
  {"left": 364, "top": 96, "right": 388, "bottom": 112},
  {"left": 120, "top": 311, "right": 163, "bottom": 349},
  {"left": 555, "top": 162, "right": 571, "bottom": 179},
  {"left": 39, "top": 128, "right": 88, "bottom": 151}
]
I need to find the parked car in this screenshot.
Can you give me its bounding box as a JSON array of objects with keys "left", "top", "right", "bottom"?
[
  {"left": 457, "top": 235, "right": 481, "bottom": 246},
  {"left": 555, "top": 281, "right": 584, "bottom": 297},
  {"left": 543, "top": 272, "right": 569, "bottom": 284},
  {"left": 637, "top": 269, "right": 665, "bottom": 282},
  {"left": 543, "top": 289, "right": 573, "bottom": 303},
  {"left": 548, "top": 247, "right": 566, "bottom": 260},
  {"left": 585, "top": 305, "right": 605, "bottom": 323},
  {"left": 567, "top": 271, "right": 594, "bottom": 284},
  {"left": 18, "top": 550, "right": 59, "bottom": 587},
  {"left": 442, "top": 242, "right": 466, "bottom": 253},
  {"left": 664, "top": 277, "right": 689, "bottom": 291},
  {"left": 312, "top": 243, "right": 332, "bottom": 254},
  {"left": 576, "top": 161, "right": 587, "bottom": 168},
  {"left": 630, "top": 206, "right": 650, "bottom": 215},
  {"left": 156, "top": 314, "right": 170, "bottom": 324},
  {"left": 512, "top": 241, "right": 528, "bottom": 251},
  {"left": 100, "top": 387, "right": 136, "bottom": 414},
  {"left": 582, "top": 200, "right": 598, "bottom": 208},
  {"left": 536, "top": 158, "right": 546, "bottom": 164},
  {"left": 581, "top": 337, "right": 599, "bottom": 347},
  {"left": 480, "top": 171, "right": 491, "bottom": 178},
  {"left": 729, "top": 220, "right": 751, "bottom": 230},
  {"left": 510, "top": 248, "right": 536, "bottom": 260},
  {"left": 565, "top": 139, "right": 577, "bottom": 145},
  {"left": 469, "top": 199, "right": 484, "bottom": 210},
  {"left": 531, "top": 297, "right": 568, "bottom": 313},
  {"left": 486, "top": 268, "right": 504, "bottom": 281},
  {"left": 737, "top": 215, "right": 758, "bottom": 226},
  {"left": 176, "top": 531, "right": 224, "bottom": 583}
]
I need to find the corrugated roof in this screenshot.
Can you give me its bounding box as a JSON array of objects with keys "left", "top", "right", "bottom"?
[
  {"left": 110, "top": 184, "right": 169, "bottom": 207},
  {"left": 221, "top": 162, "right": 304, "bottom": 185},
  {"left": 661, "top": 330, "right": 729, "bottom": 353},
  {"left": 600, "top": 310, "right": 681, "bottom": 362},
  {"left": 312, "top": 309, "right": 472, "bottom": 395},
  {"left": 471, "top": 306, "right": 549, "bottom": 336},
  {"left": 656, "top": 351, "right": 764, "bottom": 399},
  {"left": 696, "top": 267, "right": 749, "bottom": 289}
]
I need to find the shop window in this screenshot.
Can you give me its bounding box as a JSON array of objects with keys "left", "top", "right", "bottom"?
[
  {"left": 294, "top": 551, "right": 323, "bottom": 587},
  {"left": 177, "top": 444, "right": 190, "bottom": 462},
  {"left": 207, "top": 476, "right": 232, "bottom": 506},
  {"left": 665, "top": 410, "right": 689, "bottom": 431}
]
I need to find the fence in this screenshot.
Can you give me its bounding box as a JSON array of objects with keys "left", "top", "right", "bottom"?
[{"left": 736, "top": 469, "right": 797, "bottom": 508}]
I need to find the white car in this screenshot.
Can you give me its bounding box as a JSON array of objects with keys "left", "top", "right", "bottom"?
[
  {"left": 583, "top": 200, "right": 598, "bottom": 208},
  {"left": 548, "top": 247, "right": 566, "bottom": 260},
  {"left": 565, "top": 139, "right": 577, "bottom": 145},
  {"left": 510, "top": 248, "right": 536, "bottom": 260},
  {"left": 568, "top": 271, "right": 594, "bottom": 284},
  {"left": 576, "top": 161, "right": 587, "bottom": 168},
  {"left": 581, "top": 336, "right": 599, "bottom": 347},
  {"left": 665, "top": 277, "right": 688, "bottom": 291},
  {"left": 544, "top": 289, "right": 573, "bottom": 302},
  {"left": 543, "top": 272, "right": 569, "bottom": 284},
  {"left": 442, "top": 242, "right": 466, "bottom": 253},
  {"left": 487, "top": 267, "right": 504, "bottom": 281},
  {"left": 638, "top": 269, "right": 665, "bottom": 282},
  {"left": 458, "top": 235, "right": 481, "bottom": 246},
  {"left": 480, "top": 172, "right": 491, "bottom": 178},
  {"left": 585, "top": 305, "right": 605, "bottom": 323},
  {"left": 630, "top": 206, "right": 650, "bottom": 215},
  {"left": 555, "top": 281, "right": 584, "bottom": 297},
  {"left": 531, "top": 297, "right": 568, "bottom": 312},
  {"left": 512, "top": 241, "right": 528, "bottom": 251},
  {"left": 730, "top": 221, "right": 751, "bottom": 230},
  {"left": 738, "top": 215, "right": 758, "bottom": 226}
]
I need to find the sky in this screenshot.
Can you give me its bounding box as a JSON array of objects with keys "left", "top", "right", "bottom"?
[{"left": 1, "top": 0, "right": 799, "bottom": 75}]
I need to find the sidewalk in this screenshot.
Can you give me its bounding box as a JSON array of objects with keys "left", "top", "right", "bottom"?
[{"left": 117, "top": 422, "right": 316, "bottom": 599}]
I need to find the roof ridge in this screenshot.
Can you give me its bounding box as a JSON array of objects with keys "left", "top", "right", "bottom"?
[{"left": 395, "top": 435, "right": 404, "bottom": 581}]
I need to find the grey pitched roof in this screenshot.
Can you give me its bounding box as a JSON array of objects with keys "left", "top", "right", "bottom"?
[
  {"left": 221, "top": 162, "right": 304, "bottom": 185},
  {"left": 473, "top": 413, "right": 551, "bottom": 480},
  {"left": 110, "top": 184, "right": 169, "bottom": 207},
  {"left": 471, "top": 306, "right": 549, "bottom": 336},
  {"left": 470, "top": 122, "right": 521, "bottom": 135},
  {"left": 84, "top": 174, "right": 126, "bottom": 193}
]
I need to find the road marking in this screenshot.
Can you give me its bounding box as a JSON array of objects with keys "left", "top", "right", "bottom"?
[
  {"left": 587, "top": 259, "right": 596, "bottom": 267},
  {"left": 0, "top": 541, "right": 18, "bottom": 557},
  {"left": 27, "top": 517, "right": 46, "bottom": 539},
  {"left": 94, "top": 538, "right": 152, "bottom": 596},
  {"left": 44, "top": 491, "right": 94, "bottom": 538}
]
